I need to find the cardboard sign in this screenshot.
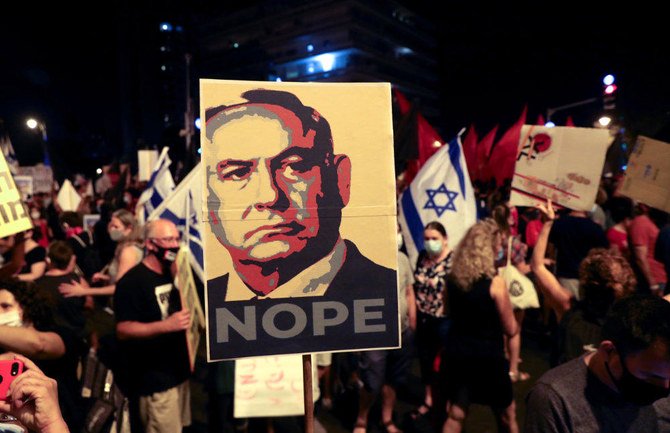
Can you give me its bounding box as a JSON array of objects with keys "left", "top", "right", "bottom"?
[
  {"left": 201, "top": 79, "right": 399, "bottom": 361},
  {"left": 510, "top": 125, "right": 612, "bottom": 211},
  {"left": 618, "top": 136, "right": 670, "bottom": 213},
  {"left": 138, "top": 150, "right": 159, "bottom": 182},
  {"left": 57, "top": 179, "right": 81, "bottom": 212},
  {"left": 0, "top": 152, "right": 33, "bottom": 238},
  {"left": 13, "top": 176, "right": 33, "bottom": 201},
  {"left": 234, "top": 354, "right": 319, "bottom": 418},
  {"left": 176, "top": 246, "right": 206, "bottom": 371}
]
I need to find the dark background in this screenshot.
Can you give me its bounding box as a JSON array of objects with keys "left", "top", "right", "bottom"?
[{"left": 2, "top": 2, "right": 668, "bottom": 179}]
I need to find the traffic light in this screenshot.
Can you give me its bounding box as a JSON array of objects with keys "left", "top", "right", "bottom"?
[{"left": 602, "top": 74, "right": 617, "bottom": 110}]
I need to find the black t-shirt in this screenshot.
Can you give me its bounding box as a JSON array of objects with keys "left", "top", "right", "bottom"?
[
  {"left": 19, "top": 245, "right": 47, "bottom": 274},
  {"left": 35, "top": 324, "right": 87, "bottom": 433},
  {"left": 34, "top": 272, "right": 87, "bottom": 336},
  {"left": 113, "top": 262, "right": 190, "bottom": 396}
]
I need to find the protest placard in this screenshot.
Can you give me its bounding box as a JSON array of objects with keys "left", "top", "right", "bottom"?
[
  {"left": 13, "top": 175, "right": 33, "bottom": 201},
  {"left": 176, "top": 246, "right": 205, "bottom": 371},
  {"left": 0, "top": 152, "right": 32, "bottom": 238},
  {"left": 234, "top": 354, "right": 319, "bottom": 417},
  {"left": 201, "top": 80, "right": 400, "bottom": 361},
  {"left": 618, "top": 135, "right": 670, "bottom": 213},
  {"left": 138, "top": 149, "right": 159, "bottom": 182},
  {"left": 510, "top": 125, "right": 612, "bottom": 211}
]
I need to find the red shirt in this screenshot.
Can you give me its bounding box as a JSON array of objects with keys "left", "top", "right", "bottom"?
[{"left": 630, "top": 215, "right": 667, "bottom": 284}]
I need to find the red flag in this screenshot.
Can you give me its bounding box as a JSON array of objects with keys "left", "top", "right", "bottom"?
[
  {"left": 477, "top": 125, "right": 498, "bottom": 183},
  {"left": 489, "top": 105, "right": 527, "bottom": 187},
  {"left": 393, "top": 88, "right": 444, "bottom": 184},
  {"left": 565, "top": 115, "right": 575, "bottom": 127},
  {"left": 462, "top": 124, "right": 479, "bottom": 181},
  {"left": 536, "top": 113, "right": 545, "bottom": 125}
]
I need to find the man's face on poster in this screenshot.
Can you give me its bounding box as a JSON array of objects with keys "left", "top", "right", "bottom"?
[{"left": 207, "top": 105, "right": 349, "bottom": 265}]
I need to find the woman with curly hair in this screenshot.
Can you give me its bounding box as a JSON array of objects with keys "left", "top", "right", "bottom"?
[
  {"left": 531, "top": 199, "right": 636, "bottom": 366},
  {"left": 0, "top": 277, "right": 86, "bottom": 432},
  {"left": 441, "top": 218, "right": 519, "bottom": 433}
]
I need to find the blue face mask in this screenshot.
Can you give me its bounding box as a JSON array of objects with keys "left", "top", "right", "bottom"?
[{"left": 425, "top": 239, "right": 443, "bottom": 255}]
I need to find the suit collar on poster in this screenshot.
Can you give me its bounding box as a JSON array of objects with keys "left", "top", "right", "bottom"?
[{"left": 226, "top": 238, "right": 347, "bottom": 301}]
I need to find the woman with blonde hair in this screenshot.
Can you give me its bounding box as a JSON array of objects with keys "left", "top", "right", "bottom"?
[
  {"left": 441, "top": 218, "right": 519, "bottom": 433},
  {"left": 58, "top": 209, "right": 143, "bottom": 299}
]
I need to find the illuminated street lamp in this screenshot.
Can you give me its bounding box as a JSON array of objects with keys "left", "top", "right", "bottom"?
[{"left": 25, "top": 117, "right": 50, "bottom": 165}]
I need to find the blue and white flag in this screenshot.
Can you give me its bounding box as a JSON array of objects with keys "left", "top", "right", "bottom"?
[
  {"left": 398, "top": 128, "right": 477, "bottom": 267},
  {"left": 0, "top": 133, "right": 19, "bottom": 175},
  {"left": 136, "top": 147, "right": 175, "bottom": 225},
  {"left": 148, "top": 163, "right": 204, "bottom": 282}
]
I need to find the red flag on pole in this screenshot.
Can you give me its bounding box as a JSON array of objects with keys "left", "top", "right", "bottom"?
[
  {"left": 393, "top": 88, "right": 444, "bottom": 185},
  {"left": 565, "top": 115, "right": 575, "bottom": 127},
  {"left": 536, "top": 113, "right": 545, "bottom": 125},
  {"left": 462, "top": 124, "right": 479, "bottom": 182},
  {"left": 489, "top": 105, "right": 527, "bottom": 187},
  {"left": 477, "top": 125, "right": 498, "bottom": 184}
]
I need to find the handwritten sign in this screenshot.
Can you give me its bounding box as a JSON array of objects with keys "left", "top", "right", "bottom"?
[
  {"left": 618, "top": 136, "right": 670, "bottom": 213},
  {"left": 510, "top": 125, "right": 612, "bottom": 211},
  {"left": 234, "top": 354, "right": 319, "bottom": 418},
  {"left": 0, "top": 152, "right": 32, "bottom": 238},
  {"left": 176, "top": 246, "right": 205, "bottom": 371}
]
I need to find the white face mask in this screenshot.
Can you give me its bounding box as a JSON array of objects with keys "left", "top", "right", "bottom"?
[
  {"left": 31, "top": 211, "right": 41, "bottom": 220},
  {"left": 0, "top": 310, "right": 23, "bottom": 327}
]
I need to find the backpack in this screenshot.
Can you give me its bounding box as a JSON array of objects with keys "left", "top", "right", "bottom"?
[{"left": 71, "top": 233, "right": 103, "bottom": 281}]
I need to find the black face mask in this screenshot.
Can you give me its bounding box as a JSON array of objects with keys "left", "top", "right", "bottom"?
[
  {"left": 151, "top": 241, "right": 179, "bottom": 264},
  {"left": 605, "top": 357, "right": 670, "bottom": 405}
]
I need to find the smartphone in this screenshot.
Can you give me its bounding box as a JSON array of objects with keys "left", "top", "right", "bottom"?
[{"left": 0, "top": 360, "right": 25, "bottom": 401}]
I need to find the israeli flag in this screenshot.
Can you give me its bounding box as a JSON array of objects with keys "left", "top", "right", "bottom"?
[
  {"left": 398, "top": 128, "right": 478, "bottom": 267},
  {"left": 148, "top": 163, "right": 204, "bottom": 282},
  {"left": 136, "top": 147, "right": 175, "bottom": 225}
]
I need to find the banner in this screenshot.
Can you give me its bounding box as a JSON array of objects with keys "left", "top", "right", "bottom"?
[
  {"left": 17, "top": 164, "right": 53, "bottom": 193},
  {"left": 201, "top": 79, "right": 399, "bottom": 361},
  {"left": 618, "top": 135, "right": 670, "bottom": 212},
  {"left": 0, "top": 152, "right": 32, "bottom": 238},
  {"left": 510, "top": 125, "right": 612, "bottom": 211},
  {"left": 398, "top": 129, "right": 478, "bottom": 267},
  {"left": 175, "top": 246, "right": 205, "bottom": 372}
]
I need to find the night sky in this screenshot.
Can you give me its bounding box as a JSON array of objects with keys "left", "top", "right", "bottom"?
[{"left": 2, "top": 2, "right": 668, "bottom": 177}]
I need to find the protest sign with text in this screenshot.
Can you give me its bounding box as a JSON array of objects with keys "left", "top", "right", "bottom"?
[{"left": 510, "top": 125, "right": 612, "bottom": 211}]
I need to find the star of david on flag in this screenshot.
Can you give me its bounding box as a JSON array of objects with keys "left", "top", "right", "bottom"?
[
  {"left": 424, "top": 184, "right": 459, "bottom": 216},
  {"left": 398, "top": 129, "right": 478, "bottom": 266}
]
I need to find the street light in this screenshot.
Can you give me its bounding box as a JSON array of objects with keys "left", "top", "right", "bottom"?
[{"left": 25, "top": 117, "right": 50, "bottom": 166}]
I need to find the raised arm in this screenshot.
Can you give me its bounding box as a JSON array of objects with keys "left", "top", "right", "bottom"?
[{"left": 531, "top": 200, "right": 572, "bottom": 320}]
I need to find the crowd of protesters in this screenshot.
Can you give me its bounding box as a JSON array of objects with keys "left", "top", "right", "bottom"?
[{"left": 1, "top": 160, "right": 670, "bottom": 433}]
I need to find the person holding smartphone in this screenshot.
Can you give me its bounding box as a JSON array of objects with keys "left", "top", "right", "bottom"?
[{"left": 0, "top": 354, "right": 69, "bottom": 433}]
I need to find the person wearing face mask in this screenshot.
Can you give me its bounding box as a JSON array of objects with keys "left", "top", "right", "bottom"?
[
  {"left": 409, "top": 221, "right": 452, "bottom": 424},
  {"left": 58, "top": 209, "right": 143, "bottom": 300},
  {"left": 0, "top": 278, "right": 86, "bottom": 433},
  {"left": 112, "top": 218, "right": 192, "bottom": 433},
  {"left": 525, "top": 294, "right": 670, "bottom": 432}
]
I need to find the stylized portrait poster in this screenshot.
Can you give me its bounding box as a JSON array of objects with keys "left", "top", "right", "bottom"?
[
  {"left": 510, "top": 125, "right": 612, "bottom": 211},
  {"left": 201, "top": 79, "right": 399, "bottom": 361}
]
